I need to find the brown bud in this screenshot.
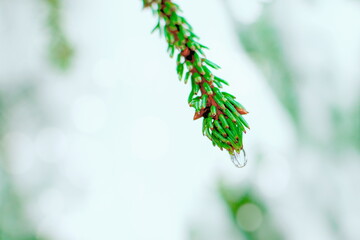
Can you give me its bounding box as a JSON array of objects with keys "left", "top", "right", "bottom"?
[
  {"left": 193, "top": 112, "right": 202, "bottom": 120},
  {"left": 236, "top": 107, "right": 248, "bottom": 115},
  {"left": 181, "top": 48, "right": 190, "bottom": 58},
  {"left": 193, "top": 108, "right": 207, "bottom": 120}
]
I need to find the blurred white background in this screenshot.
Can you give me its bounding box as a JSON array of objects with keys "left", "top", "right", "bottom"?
[{"left": 0, "top": 0, "right": 359, "bottom": 239}]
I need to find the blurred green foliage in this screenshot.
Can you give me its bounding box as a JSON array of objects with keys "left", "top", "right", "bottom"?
[
  {"left": 218, "top": 182, "right": 284, "bottom": 240},
  {"left": 234, "top": 6, "right": 300, "bottom": 128},
  {"left": 0, "top": 0, "right": 73, "bottom": 237},
  {"left": 330, "top": 98, "right": 360, "bottom": 151},
  {"left": 352, "top": 97, "right": 360, "bottom": 150},
  {"left": 0, "top": 163, "right": 46, "bottom": 240},
  {"left": 0, "top": 90, "right": 47, "bottom": 240},
  {"left": 237, "top": 5, "right": 360, "bottom": 152},
  {"left": 43, "top": 0, "right": 74, "bottom": 70},
  {"left": 214, "top": 2, "right": 360, "bottom": 239}
]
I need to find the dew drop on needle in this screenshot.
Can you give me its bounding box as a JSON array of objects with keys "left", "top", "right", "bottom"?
[{"left": 230, "top": 149, "right": 247, "bottom": 168}]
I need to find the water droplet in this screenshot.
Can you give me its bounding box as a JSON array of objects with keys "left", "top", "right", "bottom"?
[{"left": 230, "top": 149, "right": 247, "bottom": 168}]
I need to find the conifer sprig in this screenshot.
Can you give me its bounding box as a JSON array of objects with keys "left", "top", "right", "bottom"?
[{"left": 143, "top": 0, "right": 249, "bottom": 155}]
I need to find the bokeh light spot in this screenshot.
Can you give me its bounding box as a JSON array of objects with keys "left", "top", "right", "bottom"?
[{"left": 236, "top": 203, "right": 263, "bottom": 232}]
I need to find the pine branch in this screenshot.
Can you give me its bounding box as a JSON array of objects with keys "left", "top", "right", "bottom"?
[{"left": 143, "top": 0, "right": 249, "bottom": 156}]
